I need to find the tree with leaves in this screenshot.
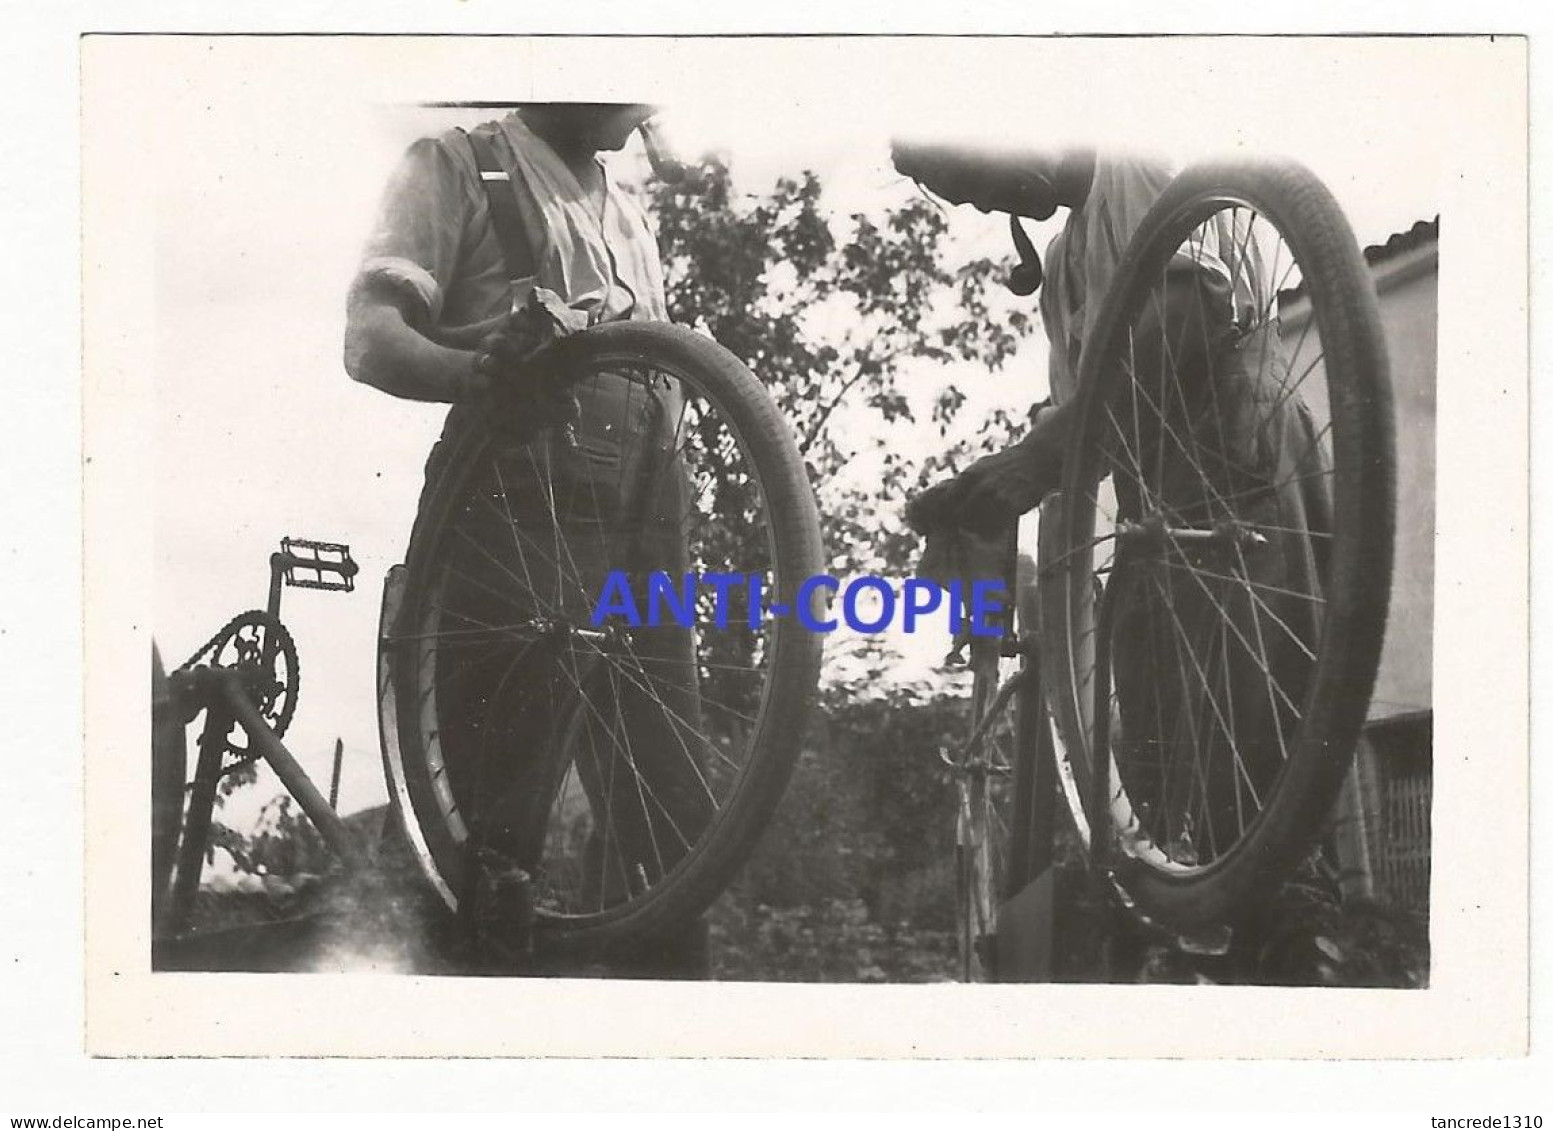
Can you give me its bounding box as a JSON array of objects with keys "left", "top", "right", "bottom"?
[{"left": 647, "top": 157, "right": 1038, "bottom": 581}]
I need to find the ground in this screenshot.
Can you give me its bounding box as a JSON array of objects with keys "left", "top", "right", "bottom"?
[{"left": 158, "top": 806, "right": 1428, "bottom": 986}]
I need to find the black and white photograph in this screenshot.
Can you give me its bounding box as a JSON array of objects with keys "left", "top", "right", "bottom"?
[{"left": 76, "top": 33, "right": 1527, "bottom": 1059}]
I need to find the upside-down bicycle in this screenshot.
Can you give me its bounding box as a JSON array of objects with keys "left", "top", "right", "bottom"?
[{"left": 151, "top": 538, "right": 365, "bottom": 944}]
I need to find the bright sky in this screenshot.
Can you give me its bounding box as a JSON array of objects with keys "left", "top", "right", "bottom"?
[{"left": 150, "top": 41, "right": 1446, "bottom": 828}]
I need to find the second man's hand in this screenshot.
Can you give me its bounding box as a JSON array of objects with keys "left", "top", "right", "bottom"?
[
  {"left": 952, "top": 429, "right": 1064, "bottom": 536},
  {"left": 907, "top": 401, "right": 1071, "bottom": 538}
]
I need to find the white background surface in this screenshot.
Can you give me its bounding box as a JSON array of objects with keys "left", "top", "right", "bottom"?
[{"left": 80, "top": 29, "right": 1531, "bottom": 1060}]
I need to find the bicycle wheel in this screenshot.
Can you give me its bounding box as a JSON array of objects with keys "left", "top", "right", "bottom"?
[
  {"left": 381, "top": 320, "right": 825, "bottom": 947},
  {"left": 1041, "top": 159, "right": 1395, "bottom": 930}
]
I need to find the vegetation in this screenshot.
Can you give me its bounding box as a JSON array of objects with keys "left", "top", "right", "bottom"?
[{"left": 646, "top": 156, "right": 1034, "bottom": 579}]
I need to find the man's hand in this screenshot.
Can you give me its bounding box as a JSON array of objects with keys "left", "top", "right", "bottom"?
[
  {"left": 470, "top": 290, "right": 589, "bottom": 435},
  {"left": 907, "top": 403, "right": 1070, "bottom": 538},
  {"left": 951, "top": 434, "right": 1063, "bottom": 536}
]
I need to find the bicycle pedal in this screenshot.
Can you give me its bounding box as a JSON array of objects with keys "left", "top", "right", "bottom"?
[{"left": 276, "top": 536, "right": 359, "bottom": 593}]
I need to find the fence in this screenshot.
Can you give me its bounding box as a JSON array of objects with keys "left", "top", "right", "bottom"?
[{"left": 1333, "top": 711, "right": 1433, "bottom": 912}]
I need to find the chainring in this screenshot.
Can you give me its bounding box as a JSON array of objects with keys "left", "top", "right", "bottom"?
[{"left": 183, "top": 610, "right": 299, "bottom": 767}]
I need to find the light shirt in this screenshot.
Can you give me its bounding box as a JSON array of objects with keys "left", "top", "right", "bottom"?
[
  {"left": 1039, "top": 153, "right": 1268, "bottom": 404},
  {"left": 354, "top": 111, "right": 667, "bottom": 342}
]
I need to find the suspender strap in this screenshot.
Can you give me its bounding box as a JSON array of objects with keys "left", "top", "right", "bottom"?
[{"left": 463, "top": 127, "right": 538, "bottom": 285}]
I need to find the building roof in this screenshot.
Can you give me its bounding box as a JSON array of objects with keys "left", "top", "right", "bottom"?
[
  {"left": 1278, "top": 216, "right": 1437, "bottom": 310},
  {"left": 1362, "top": 217, "right": 1439, "bottom": 268}
]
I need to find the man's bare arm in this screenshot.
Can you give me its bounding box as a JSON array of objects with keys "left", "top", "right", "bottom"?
[{"left": 343, "top": 287, "right": 488, "bottom": 404}]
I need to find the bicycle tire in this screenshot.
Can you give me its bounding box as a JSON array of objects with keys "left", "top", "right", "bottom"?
[
  {"left": 382, "top": 320, "right": 825, "bottom": 947},
  {"left": 1041, "top": 158, "right": 1395, "bottom": 930}
]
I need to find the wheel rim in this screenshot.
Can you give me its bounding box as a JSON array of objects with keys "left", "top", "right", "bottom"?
[
  {"left": 1050, "top": 191, "right": 1352, "bottom": 879},
  {"left": 394, "top": 346, "right": 795, "bottom": 926}
]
